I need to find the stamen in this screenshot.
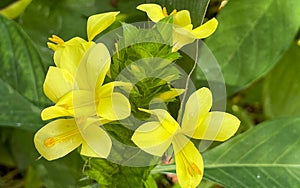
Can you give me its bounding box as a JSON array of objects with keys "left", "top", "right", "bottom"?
[
  {"left": 191, "top": 162, "right": 202, "bottom": 175},
  {"left": 162, "top": 7, "right": 168, "bottom": 17},
  {"left": 48, "top": 35, "right": 64, "bottom": 44},
  {"left": 45, "top": 138, "right": 55, "bottom": 148},
  {"left": 170, "top": 9, "right": 177, "bottom": 16},
  {"left": 187, "top": 163, "right": 202, "bottom": 177},
  {"left": 44, "top": 128, "right": 80, "bottom": 148}
]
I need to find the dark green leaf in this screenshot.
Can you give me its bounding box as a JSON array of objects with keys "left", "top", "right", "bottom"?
[
  {"left": 9, "top": 128, "right": 84, "bottom": 188},
  {"left": 263, "top": 42, "right": 300, "bottom": 118},
  {"left": 205, "top": 0, "right": 300, "bottom": 95},
  {"left": 0, "top": 0, "right": 16, "bottom": 9},
  {"left": 0, "top": 15, "right": 45, "bottom": 131},
  {"left": 84, "top": 158, "right": 153, "bottom": 188},
  {"left": 24, "top": 166, "right": 42, "bottom": 188}
]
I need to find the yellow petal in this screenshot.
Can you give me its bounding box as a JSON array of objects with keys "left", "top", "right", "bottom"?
[
  {"left": 81, "top": 124, "right": 112, "bottom": 158},
  {"left": 41, "top": 91, "right": 74, "bottom": 120},
  {"left": 97, "top": 81, "right": 133, "bottom": 99},
  {"left": 41, "top": 106, "right": 72, "bottom": 120},
  {"left": 72, "top": 90, "right": 97, "bottom": 117},
  {"left": 136, "top": 4, "right": 165, "bottom": 22},
  {"left": 34, "top": 119, "right": 82, "bottom": 161},
  {"left": 173, "top": 134, "right": 203, "bottom": 188},
  {"left": 191, "top": 18, "right": 218, "bottom": 39},
  {"left": 153, "top": 88, "right": 185, "bottom": 102},
  {"left": 80, "top": 141, "right": 101, "bottom": 158},
  {"left": 174, "top": 10, "right": 191, "bottom": 27},
  {"left": 190, "top": 111, "right": 240, "bottom": 141},
  {"left": 139, "top": 109, "right": 180, "bottom": 135},
  {"left": 131, "top": 121, "right": 173, "bottom": 156},
  {"left": 43, "top": 66, "right": 74, "bottom": 103},
  {"left": 181, "top": 87, "right": 212, "bottom": 133},
  {"left": 53, "top": 37, "right": 94, "bottom": 76},
  {"left": 172, "top": 26, "right": 196, "bottom": 51},
  {"left": 75, "top": 43, "right": 111, "bottom": 90},
  {"left": 97, "top": 92, "right": 130, "bottom": 120},
  {"left": 87, "top": 12, "right": 119, "bottom": 41}
]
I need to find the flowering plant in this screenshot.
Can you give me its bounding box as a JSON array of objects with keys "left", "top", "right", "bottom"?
[{"left": 0, "top": 1, "right": 299, "bottom": 188}]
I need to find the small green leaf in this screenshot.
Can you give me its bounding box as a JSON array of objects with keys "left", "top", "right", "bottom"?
[
  {"left": 144, "top": 175, "right": 158, "bottom": 188},
  {"left": 263, "top": 42, "right": 300, "bottom": 118},
  {"left": 84, "top": 158, "right": 153, "bottom": 188},
  {"left": 205, "top": 0, "right": 300, "bottom": 95}
]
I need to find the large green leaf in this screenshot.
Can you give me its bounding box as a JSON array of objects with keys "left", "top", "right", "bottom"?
[
  {"left": 153, "top": 117, "right": 300, "bottom": 187},
  {"left": 0, "top": 15, "right": 46, "bottom": 131},
  {"left": 263, "top": 42, "right": 300, "bottom": 118},
  {"left": 202, "top": 117, "right": 300, "bottom": 187},
  {"left": 205, "top": 0, "right": 300, "bottom": 95},
  {"left": 9, "top": 128, "right": 84, "bottom": 187}
]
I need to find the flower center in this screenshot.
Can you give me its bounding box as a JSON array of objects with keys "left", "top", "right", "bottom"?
[{"left": 44, "top": 128, "right": 80, "bottom": 148}]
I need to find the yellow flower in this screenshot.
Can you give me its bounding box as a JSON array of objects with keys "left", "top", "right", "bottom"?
[
  {"left": 47, "top": 11, "right": 119, "bottom": 76},
  {"left": 137, "top": 4, "right": 218, "bottom": 51},
  {"left": 34, "top": 117, "right": 112, "bottom": 160},
  {"left": 41, "top": 43, "right": 130, "bottom": 121},
  {"left": 131, "top": 87, "right": 240, "bottom": 188},
  {"left": 35, "top": 43, "right": 131, "bottom": 160}
]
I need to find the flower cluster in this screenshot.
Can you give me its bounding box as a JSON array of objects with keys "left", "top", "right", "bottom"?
[
  {"left": 34, "top": 11, "right": 131, "bottom": 160},
  {"left": 34, "top": 3, "right": 240, "bottom": 188}
]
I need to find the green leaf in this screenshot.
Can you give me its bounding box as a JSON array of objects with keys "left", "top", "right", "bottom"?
[
  {"left": 84, "top": 158, "right": 153, "bottom": 188},
  {"left": 144, "top": 175, "right": 158, "bottom": 188},
  {"left": 0, "top": 15, "right": 45, "bottom": 131},
  {"left": 203, "top": 117, "right": 300, "bottom": 187},
  {"left": 152, "top": 117, "right": 300, "bottom": 187},
  {"left": 205, "top": 0, "right": 300, "bottom": 95},
  {"left": 152, "top": 0, "right": 210, "bottom": 26},
  {"left": 24, "top": 166, "right": 42, "bottom": 188},
  {"left": 263, "top": 42, "right": 300, "bottom": 118},
  {"left": 9, "top": 128, "right": 84, "bottom": 187}
]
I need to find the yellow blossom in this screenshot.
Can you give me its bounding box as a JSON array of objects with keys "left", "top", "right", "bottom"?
[
  {"left": 47, "top": 11, "right": 119, "bottom": 76},
  {"left": 131, "top": 87, "right": 240, "bottom": 188},
  {"left": 34, "top": 118, "right": 112, "bottom": 160},
  {"left": 35, "top": 42, "right": 131, "bottom": 160},
  {"left": 41, "top": 43, "right": 130, "bottom": 121},
  {"left": 137, "top": 3, "right": 218, "bottom": 51}
]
